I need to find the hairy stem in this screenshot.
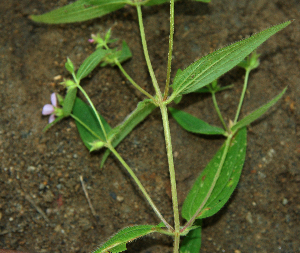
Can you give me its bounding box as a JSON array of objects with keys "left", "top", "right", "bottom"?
[
  {"left": 211, "top": 92, "right": 228, "bottom": 132},
  {"left": 136, "top": 4, "right": 162, "bottom": 100},
  {"left": 108, "top": 144, "right": 173, "bottom": 231},
  {"left": 234, "top": 68, "right": 251, "bottom": 124},
  {"left": 163, "top": 0, "right": 175, "bottom": 100},
  {"left": 114, "top": 60, "right": 155, "bottom": 100},
  {"left": 160, "top": 104, "right": 180, "bottom": 253}
]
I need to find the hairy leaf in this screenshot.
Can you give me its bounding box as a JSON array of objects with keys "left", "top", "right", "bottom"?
[
  {"left": 92, "top": 224, "right": 163, "bottom": 253},
  {"left": 72, "top": 98, "right": 112, "bottom": 149},
  {"left": 172, "top": 21, "right": 292, "bottom": 96},
  {"left": 169, "top": 107, "right": 225, "bottom": 135},
  {"left": 231, "top": 87, "right": 287, "bottom": 133},
  {"left": 182, "top": 127, "right": 247, "bottom": 220},
  {"left": 76, "top": 49, "right": 107, "bottom": 81},
  {"left": 30, "top": 0, "right": 128, "bottom": 24}
]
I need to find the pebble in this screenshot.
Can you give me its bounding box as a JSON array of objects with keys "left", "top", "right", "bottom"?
[
  {"left": 246, "top": 211, "right": 253, "bottom": 224},
  {"left": 116, "top": 195, "right": 124, "bottom": 202},
  {"left": 282, "top": 198, "right": 288, "bottom": 205}
]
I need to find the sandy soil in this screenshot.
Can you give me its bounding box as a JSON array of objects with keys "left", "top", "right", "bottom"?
[{"left": 0, "top": 0, "right": 299, "bottom": 252}]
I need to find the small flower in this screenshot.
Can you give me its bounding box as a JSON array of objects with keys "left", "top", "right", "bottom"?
[
  {"left": 88, "top": 34, "right": 96, "bottom": 43},
  {"left": 42, "top": 93, "right": 58, "bottom": 123}
]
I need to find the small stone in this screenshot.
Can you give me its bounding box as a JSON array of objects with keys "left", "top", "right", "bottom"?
[
  {"left": 27, "top": 166, "right": 36, "bottom": 172},
  {"left": 234, "top": 250, "right": 241, "bottom": 253},
  {"left": 282, "top": 198, "right": 288, "bottom": 205},
  {"left": 116, "top": 196, "right": 124, "bottom": 202},
  {"left": 246, "top": 211, "right": 253, "bottom": 224}
]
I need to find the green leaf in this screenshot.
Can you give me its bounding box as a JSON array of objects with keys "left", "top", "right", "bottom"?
[
  {"left": 30, "top": 0, "right": 128, "bottom": 24},
  {"left": 100, "top": 99, "right": 157, "bottom": 167},
  {"left": 172, "top": 21, "right": 292, "bottom": 96},
  {"left": 182, "top": 127, "right": 247, "bottom": 220},
  {"left": 92, "top": 224, "right": 163, "bottom": 253},
  {"left": 76, "top": 48, "right": 108, "bottom": 81},
  {"left": 65, "top": 57, "right": 75, "bottom": 74},
  {"left": 62, "top": 88, "right": 77, "bottom": 116},
  {"left": 169, "top": 107, "right": 225, "bottom": 135},
  {"left": 72, "top": 98, "right": 112, "bottom": 149},
  {"left": 180, "top": 221, "right": 202, "bottom": 253},
  {"left": 231, "top": 87, "right": 287, "bottom": 133},
  {"left": 117, "top": 40, "right": 132, "bottom": 64}
]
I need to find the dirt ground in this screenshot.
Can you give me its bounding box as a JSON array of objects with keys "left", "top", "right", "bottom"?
[{"left": 0, "top": 0, "right": 299, "bottom": 252}]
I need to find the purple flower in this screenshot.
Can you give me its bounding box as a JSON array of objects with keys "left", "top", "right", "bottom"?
[
  {"left": 42, "top": 93, "right": 58, "bottom": 123},
  {"left": 88, "top": 38, "right": 95, "bottom": 43}
]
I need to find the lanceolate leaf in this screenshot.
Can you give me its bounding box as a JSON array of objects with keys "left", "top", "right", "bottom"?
[
  {"left": 182, "top": 127, "right": 247, "bottom": 221},
  {"left": 30, "top": 0, "right": 128, "bottom": 24},
  {"left": 171, "top": 21, "right": 292, "bottom": 96},
  {"left": 92, "top": 224, "right": 163, "bottom": 253},
  {"left": 72, "top": 98, "right": 112, "bottom": 149},
  {"left": 169, "top": 107, "right": 225, "bottom": 135},
  {"left": 76, "top": 48, "right": 107, "bottom": 81},
  {"left": 101, "top": 99, "right": 157, "bottom": 167},
  {"left": 231, "top": 87, "right": 287, "bottom": 133}
]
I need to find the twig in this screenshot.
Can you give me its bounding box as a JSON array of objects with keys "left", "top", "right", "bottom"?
[
  {"left": 80, "top": 175, "right": 97, "bottom": 217},
  {"left": 24, "top": 194, "right": 50, "bottom": 223}
]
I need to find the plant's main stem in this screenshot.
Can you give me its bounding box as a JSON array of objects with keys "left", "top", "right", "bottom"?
[{"left": 160, "top": 104, "right": 180, "bottom": 253}]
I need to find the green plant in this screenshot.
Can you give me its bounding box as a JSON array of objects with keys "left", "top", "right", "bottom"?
[{"left": 32, "top": 0, "right": 292, "bottom": 252}]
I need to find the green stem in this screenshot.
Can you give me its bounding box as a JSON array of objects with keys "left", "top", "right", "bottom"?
[
  {"left": 114, "top": 60, "right": 155, "bottom": 100},
  {"left": 136, "top": 4, "right": 162, "bottom": 100},
  {"left": 163, "top": 0, "right": 175, "bottom": 100},
  {"left": 108, "top": 144, "right": 173, "bottom": 231},
  {"left": 76, "top": 85, "right": 108, "bottom": 141},
  {"left": 181, "top": 135, "right": 232, "bottom": 232},
  {"left": 234, "top": 68, "right": 251, "bottom": 124},
  {"left": 211, "top": 91, "right": 228, "bottom": 132},
  {"left": 160, "top": 104, "right": 180, "bottom": 253}
]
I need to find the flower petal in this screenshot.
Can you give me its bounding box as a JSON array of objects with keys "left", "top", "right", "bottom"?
[
  {"left": 51, "top": 93, "right": 57, "bottom": 107},
  {"left": 42, "top": 104, "right": 54, "bottom": 115},
  {"left": 49, "top": 114, "right": 56, "bottom": 123}
]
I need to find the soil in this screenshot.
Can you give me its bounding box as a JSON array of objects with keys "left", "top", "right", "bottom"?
[{"left": 0, "top": 0, "right": 299, "bottom": 252}]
